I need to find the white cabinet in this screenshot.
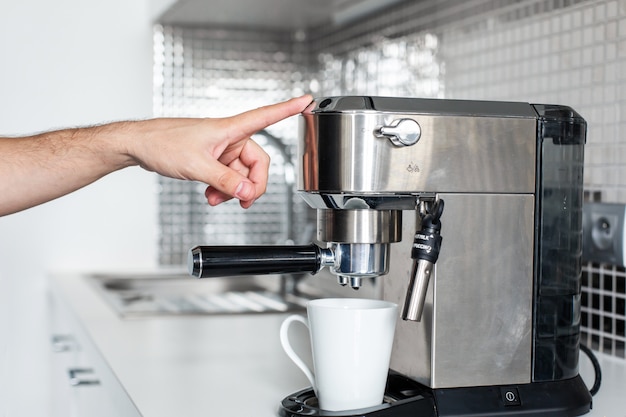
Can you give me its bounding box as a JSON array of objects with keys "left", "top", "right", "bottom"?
[{"left": 48, "top": 292, "right": 141, "bottom": 417}]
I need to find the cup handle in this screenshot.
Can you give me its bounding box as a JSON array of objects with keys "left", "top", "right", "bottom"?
[{"left": 280, "top": 314, "right": 316, "bottom": 389}]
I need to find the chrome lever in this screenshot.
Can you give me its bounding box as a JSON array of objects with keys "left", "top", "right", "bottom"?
[{"left": 376, "top": 118, "right": 421, "bottom": 146}]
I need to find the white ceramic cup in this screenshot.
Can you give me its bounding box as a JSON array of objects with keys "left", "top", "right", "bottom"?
[{"left": 280, "top": 298, "right": 398, "bottom": 411}]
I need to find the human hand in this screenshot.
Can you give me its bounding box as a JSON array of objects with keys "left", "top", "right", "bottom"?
[{"left": 129, "top": 94, "right": 313, "bottom": 208}]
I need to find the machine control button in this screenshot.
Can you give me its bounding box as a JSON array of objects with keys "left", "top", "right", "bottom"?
[
  {"left": 319, "top": 98, "right": 332, "bottom": 108},
  {"left": 375, "top": 118, "right": 421, "bottom": 146},
  {"left": 500, "top": 387, "right": 521, "bottom": 406}
]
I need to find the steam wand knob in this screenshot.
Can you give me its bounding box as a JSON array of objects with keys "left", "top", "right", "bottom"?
[{"left": 402, "top": 200, "right": 444, "bottom": 321}]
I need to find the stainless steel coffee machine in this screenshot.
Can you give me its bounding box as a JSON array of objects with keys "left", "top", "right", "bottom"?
[{"left": 189, "top": 96, "right": 592, "bottom": 416}]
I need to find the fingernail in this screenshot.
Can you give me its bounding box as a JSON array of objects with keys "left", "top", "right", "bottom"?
[{"left": 234, "top": 181, "right": 254, "bottom": 200}]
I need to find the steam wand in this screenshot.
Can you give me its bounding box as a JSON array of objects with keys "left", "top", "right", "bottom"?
[{"left": 402, "top": 199, "right": 444, "bottom": 322}]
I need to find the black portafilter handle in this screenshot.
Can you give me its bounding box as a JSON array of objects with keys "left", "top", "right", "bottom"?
[{"left": 188, "top": 244, "right": 324, "bottom": 278}]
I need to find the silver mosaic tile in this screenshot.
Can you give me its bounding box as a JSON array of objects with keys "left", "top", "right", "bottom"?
[{"left": 154, "top": 0, "right": 626, "bottom": 357}]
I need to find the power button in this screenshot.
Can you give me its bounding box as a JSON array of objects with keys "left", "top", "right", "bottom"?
[{"left": 500, "top": 387, "right": 521, "bottom": 406}]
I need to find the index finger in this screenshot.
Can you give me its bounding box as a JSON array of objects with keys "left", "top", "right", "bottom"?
[{"left": 226, "top": 95, "right": 313, "bottom": 138}]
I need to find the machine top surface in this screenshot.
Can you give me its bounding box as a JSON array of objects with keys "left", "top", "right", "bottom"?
[{"left": 307, "top": 96, "right": 540, "bottom": 118}]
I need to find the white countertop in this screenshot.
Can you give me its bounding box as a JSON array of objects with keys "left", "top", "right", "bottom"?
[
  {"left": 579, "top": 349, "right": 626, "bottom": 417},
  {"left": 50, "top": 272, "right": 625, "bottom": 417},
  {"left": 51, "top": 272, "right": 313, "bottom": 417}
]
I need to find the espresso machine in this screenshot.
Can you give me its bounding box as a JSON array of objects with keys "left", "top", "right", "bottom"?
[{"left": 188, "top": 96, "right": 592, "bottom": 416}]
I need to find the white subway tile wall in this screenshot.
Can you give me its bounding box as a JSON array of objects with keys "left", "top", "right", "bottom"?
[{"left": 154, "top": 0, "right": 625, "bottom": 357}]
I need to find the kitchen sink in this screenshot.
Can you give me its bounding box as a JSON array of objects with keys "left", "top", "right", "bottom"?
[{"left": 87, "top": 272, "right": 317, "bottom": 318}]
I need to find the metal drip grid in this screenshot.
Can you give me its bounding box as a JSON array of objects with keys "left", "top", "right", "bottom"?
[{"left": 87, "top": 273, "right": 312, "bottom": 318}]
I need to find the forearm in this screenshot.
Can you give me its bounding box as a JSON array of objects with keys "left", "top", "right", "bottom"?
[{"left": 0, "top": 122, "right": 138, "bottom": 216}]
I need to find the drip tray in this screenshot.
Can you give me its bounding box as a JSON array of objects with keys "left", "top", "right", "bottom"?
[
  {"left": 87, "top": 272, "right": 313, "bottom": 318},
  {"left": 278, "top": 372, "right": 437, "bottom": 417}
]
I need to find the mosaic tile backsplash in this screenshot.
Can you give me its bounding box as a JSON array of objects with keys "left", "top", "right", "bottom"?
[{"left": 154, "top": 0, "right": 626, "bottom": 357}]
